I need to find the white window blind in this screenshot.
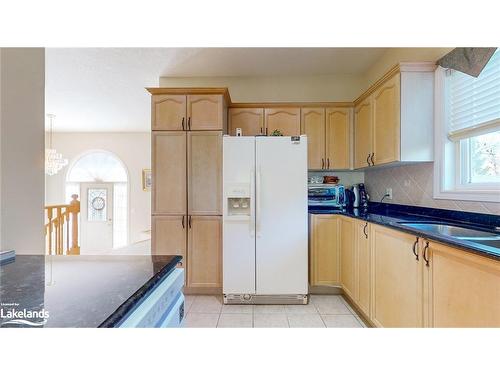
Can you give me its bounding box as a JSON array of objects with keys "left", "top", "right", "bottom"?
[{"left": 448, "top": 49, "right": 500, "bottom": 141}]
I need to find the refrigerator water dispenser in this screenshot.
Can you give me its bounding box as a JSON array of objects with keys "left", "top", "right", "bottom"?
[{"left": 225, "top": 183, "right": 251, "bottom": 217}]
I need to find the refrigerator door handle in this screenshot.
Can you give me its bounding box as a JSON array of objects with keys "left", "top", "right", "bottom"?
[
  {"left": 249, "top": 170, "right": 255, "bottom": 237},
  {"left": 256, "top": 167, "right": 262, "bottom": 237}
]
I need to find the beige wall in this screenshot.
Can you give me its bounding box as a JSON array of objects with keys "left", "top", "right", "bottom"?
[
  {"left": 364, "top": 163, "right": 500, "bottom": 215},
  {"left": 1, "top": 48, "right": 45, "bottom": 254},
  {"left": 45, "top": 132, "right": 151, "bottom": 246},
  {"left": 160, "top": 74, "right": 365, "bottom": 102},
  {"left": 160, "top": 48, "right": 454, "bottom": 102}
]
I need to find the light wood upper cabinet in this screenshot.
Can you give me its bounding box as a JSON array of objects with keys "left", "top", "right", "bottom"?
[
  {"left": 229, "top": 108, "right": 264, "bottom": 136},
  {"left": 371, "top": 224, "right": 422, "bottom": 328},
  {"left": 301, "top": 108, "right": 325, "bottom": 170},
  {"left": 372, "top": 73, "right": 401, "bottom": 166},
  {"left": 187, "top": 95, "right": 223, "bottom": 130},
  {"left": 264, "top": 108, "right": 301, "bottom": 136},
  {"left": 425, "top": 240, "right": 500, "bottom": 328},
  {"left": 326, "top": 108, "right": 351, "bottom": 170},
  {"left": 152, "top": 132, "right": 187, "bottom": 215},
  {"left": 187, "top": 216, "right": 222, "bottom": 288},
  {"left": 354, "top": 98, "right": 372, "bottom": 169},
  {"left": 340, "top": 217, "right": 356, "bottom": 299},
  {"left": 151, "top": 95, "right": 186, "bottom": 131},
  {"left": 152, "top": 215, "right": 187, "bottom": 258},
  {"left": 309, "top": 215, "right": 340, "bottom": 286},
  {"left": 187, "top": 131, "right": 222, "bottom": 215},
  {"left": 356, "top": 220, "right": 371, "bottom": 317}
]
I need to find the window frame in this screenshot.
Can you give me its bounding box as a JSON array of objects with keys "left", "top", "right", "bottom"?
[{"left": 433, "top": 66, "right": 500, "bottom": 203}]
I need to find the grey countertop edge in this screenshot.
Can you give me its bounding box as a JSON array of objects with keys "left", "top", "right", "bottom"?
[{"left": 98, "top": 255, "right": 182, "bottom": 328}]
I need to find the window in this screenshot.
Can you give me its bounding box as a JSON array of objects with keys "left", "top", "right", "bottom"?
[{"left": 434, "top": 49, "right": 500, "bottom": 202}]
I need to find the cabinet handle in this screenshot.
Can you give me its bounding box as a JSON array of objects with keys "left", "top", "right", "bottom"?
[
  {"left": 412, "top": 237, "right": 419, "bottom": 261},
  {"left": 260, "top": 127, "right": 263, "bottom": 135},
  {"left": 188, "top": 117, "right": 191, "bottom": 130},
  {"left": 321, "top": 158, "right": 325, "bottom": 169},
  {"left": 366, "top": 154, "right": 371, "bottom": 166},
  {"left": 181, "top": 117, "right": 185, "bottom": 131},
  {"left": 423, "top": 241, "right": 430, "bottom": 267},
  {"left": 188, "top": 215, "right": 192, "bottom": 229},
  {"left": 181, "top": 216, "right": 185, "bottom": 229},
  {"left": 370, "top": 153, "right": 375, "bottom": 166},
  {"left": 363, "top": 222, "right": 368, "bottom": 239},
  {"left": 327, "top": 158, "right": 330, "bottom": 169}
]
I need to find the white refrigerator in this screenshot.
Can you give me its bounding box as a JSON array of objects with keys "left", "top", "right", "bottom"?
[{"left": 222, "top": 135, "right": 308, "bottom": 304}]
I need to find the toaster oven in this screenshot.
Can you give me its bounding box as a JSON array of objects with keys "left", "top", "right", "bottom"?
[{"left": 308, "top": 184, "right": 346, "bottom": 207}]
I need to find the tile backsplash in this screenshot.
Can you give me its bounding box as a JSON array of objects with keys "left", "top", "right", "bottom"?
[{"left": 364, "top": 162, "right": 500, "bottom": 215}]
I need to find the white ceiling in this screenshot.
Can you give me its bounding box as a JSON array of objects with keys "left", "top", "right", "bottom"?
[{"left": 45, "top": 48, "right": 387, "bottom": 132}]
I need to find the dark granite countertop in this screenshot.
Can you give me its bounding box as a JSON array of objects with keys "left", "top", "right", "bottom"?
[
  {"left": 309, "top": 203, "right": 500, "bottom": 261},
  {"left": 0, "top": 255, "right": 181, "bottom": 328}
]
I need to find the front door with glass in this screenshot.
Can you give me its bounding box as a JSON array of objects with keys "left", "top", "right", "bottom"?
[{"left": 80, "top": 182, "right": 114, "bottom": 252}]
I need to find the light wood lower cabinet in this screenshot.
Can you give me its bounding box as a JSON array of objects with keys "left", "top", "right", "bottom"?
[
  {"left": 152, "top": 215, "right": 187, "bottom": 259},
  {"left": 424, "top": 240, "right": 500, "bottom": 328},
  {"left": 309, "top": 215, "right": 340, "bottom": 286},
  {"left": 187, "top": 216, "right": 222, "bottom": 288},
  {"left": 228, "top": 108, "right": 264, "bottom": 136},
  {"left": 187, "top": 131, "right": 222, "bottom": 215},
  {"left": 371, "top": 224, "right": 422, "bottom": 328},
  {"left": 340, "top": 217, "right": 356, "bottom": 299},
  {"left": 356, "top": 220, "right": 371, "bottom": 317},
  {"left": 152, "top": 132, "right": 187, "bottom": 215}
]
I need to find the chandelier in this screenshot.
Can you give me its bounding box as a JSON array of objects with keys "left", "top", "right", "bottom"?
[{"left": 45, "top": 114, "right": 68, "bottom": 176}]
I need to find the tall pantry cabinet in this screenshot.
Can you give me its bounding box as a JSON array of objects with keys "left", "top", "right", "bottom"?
[{"left": 148, "top": 88, "right": 228, "bottom": 294}]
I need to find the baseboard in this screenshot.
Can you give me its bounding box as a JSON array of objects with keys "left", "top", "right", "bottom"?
[
  {"left": 341, "top": 292, "right": 373, "bottom": 328},
  {"left": 183, "top": 286, "right": 222, "bottom": 295},
  {"left": 308, "top": 285, "right": 342, "bottom": 295}
]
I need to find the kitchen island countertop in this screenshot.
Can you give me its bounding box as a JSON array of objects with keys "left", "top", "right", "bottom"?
[{"left": 0, "top": 254, "right": 181, "bottom": 328}]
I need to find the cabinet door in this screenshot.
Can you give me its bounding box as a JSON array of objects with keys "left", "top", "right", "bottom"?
[
  {"left": 309, "top": 215, "right": 340, "bottom": 286},
  {"left": 426, "top": 241, "right": 500, "bottom": 328},
  {"left": 187, "top": 95, "right": 223, "bottom": 130},
  {"left": 372, "top": 73, "right": 401, "bottom": 166},
  {"left": 187, "top": 216, "right": 222, "bottom": 288},
  {"left": 152, "top": 216, "right": 187, "bottom": 259},
  {"left": 326, "top": 108, "right": 350, "bottom": 170},
  {"left": 264, "top": 108, "right": 301, "bottom": 136},
  {"left": 229, "top": 108, "right": 264, "bottom": 136},
  {"left": 356, "top": 221, "right": 371, "bottom": 317},
  {"left": 340, "top": 217, "right": 356, "bottom": 299},
  {"left": 151, "top": 95, "right": 186, "bottom": 131},
  {"left": 187, "top": 131, "right": 222, "bottom": 215},
  {"left": 301, "top": 108, "right": 325, "bottom": 170},
  {"left": 371, "top": 224, "right": 422, "bottom": 327},
  {"left": 354, "top": 98, "right": 372, "bottom": 169},
  {"left": 152, "top": 132, "right": 187, "bottom": 215}
]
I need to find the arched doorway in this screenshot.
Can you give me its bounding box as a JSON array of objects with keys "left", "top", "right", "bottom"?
[{"left": 65, "top": 150, "right": 129, "bottom": 253}]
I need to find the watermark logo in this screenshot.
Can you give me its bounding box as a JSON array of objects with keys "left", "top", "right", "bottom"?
[{"left": 0, "top": 303, "right": 49, "bottom": 327}]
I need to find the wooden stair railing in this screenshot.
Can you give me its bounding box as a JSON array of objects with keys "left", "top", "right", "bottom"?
[{"left": 45, "top": 194, "right": 80, "bottom": 255}]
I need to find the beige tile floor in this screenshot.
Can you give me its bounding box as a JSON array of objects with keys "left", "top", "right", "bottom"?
[{"left": 183, "top": 294, "right": 367, "bottom": 328}]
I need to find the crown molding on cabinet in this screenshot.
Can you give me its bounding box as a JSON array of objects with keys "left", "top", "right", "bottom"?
[
  {"left": 354, "top": 62, "right": 436, "bottom": 106},
  {"left": 146, "top": 87, "right": 232, "bottom": 104}
]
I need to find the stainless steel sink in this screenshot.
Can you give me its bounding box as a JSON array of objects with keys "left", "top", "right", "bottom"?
[{"left": 398, "top": 221, "right": 500, "bottom": 241}]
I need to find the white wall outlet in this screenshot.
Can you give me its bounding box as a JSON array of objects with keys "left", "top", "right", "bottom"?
[{"left": 385, "top": 188, "right": 393, "bottom": 200}]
